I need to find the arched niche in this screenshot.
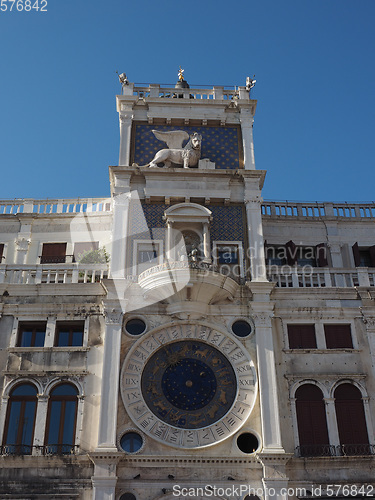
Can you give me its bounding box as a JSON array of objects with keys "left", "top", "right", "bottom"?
[{"left": 164, "top": 203, "right": 212, "bottom": 262}]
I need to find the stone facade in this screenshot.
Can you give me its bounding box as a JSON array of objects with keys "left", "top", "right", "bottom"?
[{"left": 0, "top": 80, "right": 374, "bottom": 500}]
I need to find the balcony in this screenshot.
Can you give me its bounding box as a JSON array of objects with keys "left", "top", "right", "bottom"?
[
  {"left": 296, "top": 444, "right": 375, "bottom": 458},
  {"left": 138, "top": 260, "right": 239, "bottom": 305},
  {"left": 0, "top": 263, "right": 108, "bottom": 285},
  {"left": 0, "top": 444, "right": 80, "bottom": 456},
  {"left": 268, "top": 266, "right": 375, "bottom": 288}
]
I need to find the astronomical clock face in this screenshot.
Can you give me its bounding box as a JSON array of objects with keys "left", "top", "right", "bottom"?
[{"left": 120, "top": 323, "right": 257, "bottom": 449}]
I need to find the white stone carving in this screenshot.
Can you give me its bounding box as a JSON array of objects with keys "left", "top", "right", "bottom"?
[{"left": 147, "top": 130, "right": 202, "bottom": 169}]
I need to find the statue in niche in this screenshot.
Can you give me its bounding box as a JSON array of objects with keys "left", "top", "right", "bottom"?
[
  {"left": 147, "top": 129, "right": 202, "bottom": 169},
  {"left": 182, "top": 231, "right": 201, "bottom": 262}
]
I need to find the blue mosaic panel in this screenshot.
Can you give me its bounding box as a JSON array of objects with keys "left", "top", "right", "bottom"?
[
  {"left": 127, "top": 202, "right": 246, "bottom": 267},
  {"left": 127, "top": 202, "right": 167, "bottom": 264},
  {"left": 209, "top": 205, "right": 246, "bottom": 242},
  {"left": 133, "top": 124, "right": 242, "bottom": 170}
]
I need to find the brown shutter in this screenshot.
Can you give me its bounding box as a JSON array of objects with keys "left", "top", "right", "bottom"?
[
  {"left": 324, "top": 324, "right": 353, "bottom": 349},
  {"left": 352, "top": 242, "right": 361, "bottom": 267},
  {"left": 41, "top": 243, "right": 67, "bottom": 264},
  {"left": 296, "top": 385, "right": 329, "bottom": 452},
  {"left": 0, "top": 244, "right": 4, "bottom": 261},
  {"left": 316, "top": 243, "right": 329, "bottom": 267},
  {"left": 335, "top": 384, "right": 369, "bottom": 446},
  {"left": 369, "top": 245, "right": 375, "bottom": 267},
  {"left": 287, "top": 324, "right": 316, "bottom": 349},
  {"left": 286, "top": 240, "right": 297, "bottom": 265}
]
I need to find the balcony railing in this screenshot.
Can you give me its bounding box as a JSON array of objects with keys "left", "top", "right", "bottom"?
[
  {"left": 0, "top": 197, "right": 112, "bottom": 215},
  {"left": 0, "top": 263, "right": 108, "bottom": 284},
  {"left": 138, "top": 259, "right": 243, "bottom": 284},
  {"left": 121, "top": 83, "right": 244, "bottom": 101},
  {"left": 262, "top": 200, "right": 375, "bottom": 219},
  {"left": 0, "top": 444, "right": 80, "bottom": 456},
  {"left": 268, "top": 266, "right": 375, "bottom": 288},
  {"left": 296, "top": 444, "right": 375, "bottom": 458}
]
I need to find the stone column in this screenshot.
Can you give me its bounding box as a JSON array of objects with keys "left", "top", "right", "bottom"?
[
  {"left": 0, "top": 395, "right": 9, "bottom": 444},
  {"left": 33, "top": 395, "right": 49, "bottom": 454},
  {"left": 248, "top": 282, "right": 284, "bottom": 453},
  {"left": 240, "top": 108, "right": 256, "bottom": 170},
  {"left": 324, "top": 397, "right": 340, "bottom": 449},
  {"left": 258, "top": 455, "right": 291, "bottom": 500},
  {"left": 96, "top": 307, "right": 123, "bottom": 452},
  {"left": 245, "top": 198, "right": 268, "bottom": 282},
  {"left": 91, "top": 457, "right": 119, "bottom": 500},
  {"left": 202, "top": 222, "right": 211, "bottom": 261},
  {"left": 110, "top": 192, "right": 130, "bottom": 279},
  {"left": 119, "top": 113, "right": 133, "bottom": 166},
  {"left": 359, "top": 312, "right": 375, "bottom": 378}
]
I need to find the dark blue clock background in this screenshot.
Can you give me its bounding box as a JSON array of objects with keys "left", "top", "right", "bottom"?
[{"left": 141, "top": 340, "right": 237, "bottom": 429}]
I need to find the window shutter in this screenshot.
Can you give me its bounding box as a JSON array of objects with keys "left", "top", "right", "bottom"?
[
  {"left": 41, "top": 243, "right": 67, "bottom": 264},
  {"left": 334, "top": 384, "right": 369, "bottom": 446},
  {"left": 316, "top": 243, "right": 329, "bottom": 267},
  {"left": 352, "top": 242, "right": 361, "bottom": 267},
  {"left": 285, "top": 240, "right": 297, "bottom": 265},
  {"left": 287, "top": 324, "right": 316, "bottom": 349},
  {"left": 295, "top": 385, "right": 329, "bottom": 451},
  {"left": 0, "top": 243, "right": 4, "bottom": 261},
  {"left": 369, "top": 245, "right": 375, "bottom": 267},
  {"left": 324, "top": 324, "right": 353, "bottom": 349}
]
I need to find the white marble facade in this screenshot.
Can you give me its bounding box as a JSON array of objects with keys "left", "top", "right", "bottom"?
[{"left": 0, "top": 80, "right": 374, "bottom": 500}]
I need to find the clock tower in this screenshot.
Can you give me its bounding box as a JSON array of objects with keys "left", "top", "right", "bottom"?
[{"left": 91, "top": 72, "right": 288, "bottom": 500}]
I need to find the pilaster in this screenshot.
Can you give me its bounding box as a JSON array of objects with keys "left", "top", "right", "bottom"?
[
  {"left": 239, "top": 107, "right": 256, "bottom": 170},
  {"left": 257, "top": 453, "right": 292, "bottom": 500},
  {"left": 33, "top": 394, "right": 49, "bottom": 452},
  {"left": 96, "top": 306, "right": 124, "bottom": 452},
  {"left": 110, "top": 189, "right": 131, "bottom": 279},
  {"left": 245, "top": 197, "right": 267, "bottom": 282},
  {"left": 119, "top": 111, "right": 133, "bottom": 166},
  {"left": 248, "top": 282, "right": 284, "bottom": 453},
  {"left": 91, "top": 455, "right": 120, "bottom": 500}
]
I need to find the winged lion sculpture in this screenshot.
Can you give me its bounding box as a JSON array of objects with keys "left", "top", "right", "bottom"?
[{"left": 146, "top": 130, "right": 202, "bottom": 169}]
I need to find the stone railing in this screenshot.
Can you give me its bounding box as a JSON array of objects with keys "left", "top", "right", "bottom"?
[
  {"left": 262, "top": 201, "right": 375, "bottom": 219},
  {"left": 138, "top": 259, "right": 242, "bottom": 284},
  {"left": 0, "top": 198, "right": 112, "bottom": 215},
  {"left": 268, "top": 266, "right": 375, "bottom": 288},
  {"left": 123, "top": 83, "right": 244, "bottom": 101},
  {"left": 0, "top": 264, "right": 108, "bottom": 285}
]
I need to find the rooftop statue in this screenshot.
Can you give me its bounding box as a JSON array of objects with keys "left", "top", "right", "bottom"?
[{"left": 147, "top": 129, "right": 202, "bottom": 169}]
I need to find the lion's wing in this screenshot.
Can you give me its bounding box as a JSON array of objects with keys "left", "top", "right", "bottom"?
[{"left": 152, "top": 130, "right": 189, "bottom": 149}]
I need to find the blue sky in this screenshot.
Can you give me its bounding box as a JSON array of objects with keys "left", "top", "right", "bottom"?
[{"left": 0, "top": 0, "right": 374, "bottom": 202}]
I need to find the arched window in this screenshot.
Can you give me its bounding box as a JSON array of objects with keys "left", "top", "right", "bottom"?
[
  {"left": 44, "top": 383, "right": 79, "bottom": 454},
  {"left": 334, "top": 383, "right": 369, "bottom": 455},
  {"left": 2, "top": 383, "right": 38, "bottom": 455},
  {"left": 295, "top": 384, "right": 330, "bottom": 457}
]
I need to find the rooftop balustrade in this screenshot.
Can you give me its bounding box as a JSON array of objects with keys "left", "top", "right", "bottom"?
[
  {"left": 121, "top": 82, "right": 247, "bottom": 101},
  {"left": 262, "top": 200, "right": 375, "bottom": 219},
  {"left": 0, "top": 198, "right": 112, "bottom": 215}
]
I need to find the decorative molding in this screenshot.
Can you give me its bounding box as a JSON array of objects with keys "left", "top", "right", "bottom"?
[
  {"left": 15, "top": 237, "right": 31, "bottom": 251},
  {"left": 104, "top": 307, "right": 123, "bottom": 325}
]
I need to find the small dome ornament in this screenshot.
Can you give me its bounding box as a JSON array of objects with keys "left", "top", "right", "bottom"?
[{"left": 178, "top": 66, "right": 185, "bottom": 82}]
